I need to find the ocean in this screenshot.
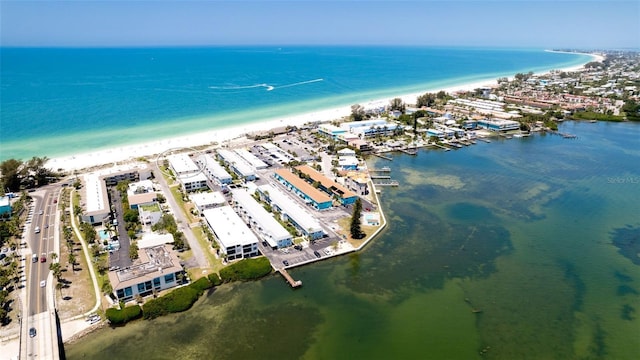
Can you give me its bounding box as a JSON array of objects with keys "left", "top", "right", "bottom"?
[
  {"left": 0, "top": 46, "right": 590, "bottom": 161},
  {"left": 64, "top": 121, "right": 640, "bottom": 359}
]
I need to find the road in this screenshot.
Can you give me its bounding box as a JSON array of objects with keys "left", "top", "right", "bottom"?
[
  {"left": 153, "top": 163, "right": 209, "bottom": 268},
  {"left": 24, "top": 185, "right": 62, "bottom": 359},
  {"left": 107, "top": 186, "right": 132, "bottom": 270}
]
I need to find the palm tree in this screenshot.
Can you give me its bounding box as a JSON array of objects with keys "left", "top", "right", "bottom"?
[
  {"left": 68, "top": 253, "right": 76, "bottom": 273},
  {"left": 49, "top": 262, "right": 62, "bottom": 281},
  {"left": 50, "top": 252, "right": 58, "bottom": 263},
  {"left": 56, "top": 281, "right": 64, "bottom": 299},
  {"left": 104, "top": 221, "right": 115, "bottom": 240}
]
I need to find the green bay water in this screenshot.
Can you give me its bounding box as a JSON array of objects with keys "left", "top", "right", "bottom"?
[{"left": 66, "top": 121, "right": 640, "bottom": 359}]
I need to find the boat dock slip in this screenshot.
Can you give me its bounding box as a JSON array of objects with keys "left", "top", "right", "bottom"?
[
  {"left": 477, "top": 137, "right": 491, "bottom": 143},
  {"left": 371, "top": 175, "right": 391, "bottom": 179},
  {"left": 278, "top": 268, "right": 302, "bottom": 288},
  {"left": 369, "top": 167, "right": 391, "bottom": 172}
]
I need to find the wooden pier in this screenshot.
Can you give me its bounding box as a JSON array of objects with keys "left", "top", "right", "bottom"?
[
  {"left": 432, "top": 143, "right": 451, "bottom": 151},
  {"left": 400, "top": 148, "right": 418, "bottom": 155},
  {"left": 278, "top": 269, "right": 302, "bottom": 288},
  {"left": 477, "top": 137, "right": 491, "bottom": 143},
  {"left": 370, "top": 167, "right": 391, "bottom": 172},
  {"left": 371, "top": 175, "right": 391, "bottom": 179},
  {"left": 373, "top": 180, "right": 399, "bottom": 187},
  {"left": 373, "top": 153, "right": 393, "bottom": 161}
]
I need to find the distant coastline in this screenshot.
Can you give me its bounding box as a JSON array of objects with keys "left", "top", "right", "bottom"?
[
  {"left": 46, "top": 52, "right": 598, "bottom": 172},
  {"left": 0, "top": 47, "right": 595, "bottom": 167}
]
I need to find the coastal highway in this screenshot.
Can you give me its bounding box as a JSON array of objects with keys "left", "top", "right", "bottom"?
[{"left": 23, "top": 186, "right": 62, "bottom": 360}]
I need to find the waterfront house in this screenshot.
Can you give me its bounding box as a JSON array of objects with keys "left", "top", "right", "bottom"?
[{"left": 108, "top": 244, "right": 184, "bottom": 302}]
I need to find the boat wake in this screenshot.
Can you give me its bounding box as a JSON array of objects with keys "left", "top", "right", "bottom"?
[
  {"left": 208, "top": 78, "right": 323, "bottom": 92},
  {"left": 208, "top": 83, "right": 274, "bottom": 91}
]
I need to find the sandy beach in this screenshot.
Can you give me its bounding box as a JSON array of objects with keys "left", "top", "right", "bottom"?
[{"left": 45, "top": 52, "right": 601, "bottom": 173}]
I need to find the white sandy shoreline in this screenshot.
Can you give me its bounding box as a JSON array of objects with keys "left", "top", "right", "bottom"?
[{"left": 46, "top": 52, "right": 601, "bottom": 173}]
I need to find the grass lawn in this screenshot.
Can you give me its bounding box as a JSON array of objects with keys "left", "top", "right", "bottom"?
[{"left": 337, "top": 217, "right": 381, "bottom": 248}]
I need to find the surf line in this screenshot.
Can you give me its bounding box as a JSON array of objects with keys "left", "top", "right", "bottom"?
[{"left": 209, "top": 78, "right": 323, "bottom": 92}]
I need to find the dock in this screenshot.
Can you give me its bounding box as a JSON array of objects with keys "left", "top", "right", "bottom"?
[
  {"left": 278, "top": 268, "right": 302, "bottom": 288},
  {"left": 370, "top": 167, "right": 391, "bottom": 172},
  {"left": 399, "top": 148, "right": 418, "bottom": 155},
  {"left": 432, "top": 143, "right": 451, "bottom": 151},
  {"left": 373, "top": 180, "right": 399, "bottom": 187},
  {"left": 477, "top": 137, "right": 491, "bottom": 143},
  {"left": 373, "top": 153, "right": 393, "bottom": 161},
  {"left": 371, "top": 175, "right": 391, "bottom": 179}
]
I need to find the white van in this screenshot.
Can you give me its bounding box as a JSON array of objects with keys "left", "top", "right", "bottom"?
[
  {"left": 32, "top": 254, "right": 38, "bottom": 263},
  {"left": 34, "top": 226, "right": 40, "bottom": 234}
]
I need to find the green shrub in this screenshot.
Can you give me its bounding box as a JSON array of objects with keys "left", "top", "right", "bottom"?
[
  {"left": 142, "top": 286, "right": 200, "bottom": 319},
  {"left": 207, "top": 272, "right": 222, "bottom": 286},
  {"left": 106, "top": 305, "right": 142, "bottom": 325},
  {"left": 189, "top": 277, "right": 213, "bottom": 295},
  {"left": 219, "top": 257, "right": 272, "bottom": 282}
]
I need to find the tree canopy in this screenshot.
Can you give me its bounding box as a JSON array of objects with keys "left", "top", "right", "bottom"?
[
  {"left": 0, "top": 157, "right": 58, "bottom": 193},
  {"left": 351, "top": 104, "right": 366, "bottom": 121},
  {"left": 350, "top": 198, "right": 364, "bottom": 239},
  {"left": 416, "top": 92, "right": 436, "bottom": 108}
]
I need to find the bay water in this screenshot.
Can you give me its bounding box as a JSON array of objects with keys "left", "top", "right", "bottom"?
[{"left": 65, "top": 121, "right": 640, "bottom": 359}]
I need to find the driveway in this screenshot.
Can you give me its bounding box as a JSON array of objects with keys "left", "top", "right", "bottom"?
[{"left": 153, "top": 163, "right": 209, "bottom": 268}]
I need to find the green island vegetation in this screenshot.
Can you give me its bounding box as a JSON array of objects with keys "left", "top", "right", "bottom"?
[{"left": 570, "top": 111, "right": 624, "bottom": 122}]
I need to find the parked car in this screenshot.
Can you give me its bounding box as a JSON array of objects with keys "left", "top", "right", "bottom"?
[
  {"left": 40, "top": 253, "right": 46, "bottom": 263},
  {"left": 314, "top": 251, "right": 321, "bottom": 258},
  {"left": 29, "top": 328, "right": 36, "bottom": 338},
  {"left": 40, "top": 280, "right": 46, "bottom": 288},
  {"left": 32, "top": 254, "right": 38, "bottom": 263},
  {"left": 282, "top": 260, "right": 289, "bottom": 266}
]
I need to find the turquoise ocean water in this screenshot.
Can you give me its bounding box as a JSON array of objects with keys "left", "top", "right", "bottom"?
[
  {"left": 65, "top": 121, "right": 640, "bottom": 359},
  {"left": 0, "top": 47, "right": 590, "bottom": 160}
]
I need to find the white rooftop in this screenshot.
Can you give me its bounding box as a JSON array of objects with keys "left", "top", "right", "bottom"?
[
  {"left": 235, "top": 148, "right": 268, "bottom": 170},
  {"left": 179, "top": 172, "right": 208, "bottom": 183},
  {"left": 189, "top": 191, "right": 226, "bottom": 207},
  {"left": 138, "top": 233, "right": 174, "bottom": 249},
  {"left": 231, "top": 189, "right": 291, "bottom": 247},
  {"left": 167, "top": 153, "right": 200, "bottom": 175},
  {"left": 196, "top": 154, "right": 232, "bottom": 181},
  {"left": 258, "top": 184, "right": 323, "bottom": 234},
  {"left": 127, "top": 180, "right": 155, "bottom": 196},
  {"left": 217, "top": 149, "right": 255, "bottom": 178},
  {"left": 202, "top": 206, "right": 258, "bottom": 248},
  {"left": 84, "top": 173, "right": 107, "bottom": 213}
]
